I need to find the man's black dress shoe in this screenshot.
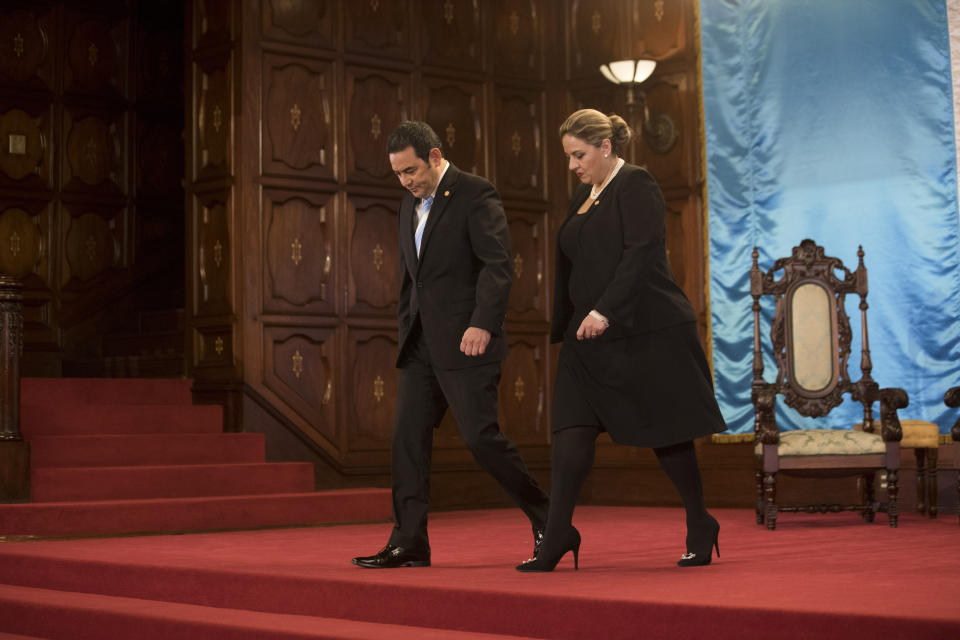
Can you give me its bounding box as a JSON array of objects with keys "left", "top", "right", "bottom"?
[{"left": 352, "top": 545, "right": 431, "bottom": 568}]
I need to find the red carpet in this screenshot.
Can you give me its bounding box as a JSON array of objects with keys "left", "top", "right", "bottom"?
[
  {"left": 0, "top": 506, "right": 956, "bottom": 639},
  {"left": 0, "top": 378, "right": 391, "bottom": 537}
]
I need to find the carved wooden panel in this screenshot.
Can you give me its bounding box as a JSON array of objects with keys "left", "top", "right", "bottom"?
[
  {"left": 636, "top": 74, "right": 689, "bottom": 188},
  {"left": 195, "top": 0, "right": 232, "bottom": 50},
  {"left": 263, "top": 55, "right": 334, "bottom": 181},
  {"left": 196, "top": 63, "right": 230, "bottom": 179},
  {"left": 263, "top": 191, "right": 335, "bottom": 315},
  {"left": 195, "top": 197, "right": 231, "bottom": 315},
  {"left": 346, "top": 329, "right": 399, "bottom": 451},
  {"left": 569, "top": 83, "right": 617, "bottom": 128},
  {"left": 665, "top": 196, "right": 703, "bottom": 313},
  {"left": 0, "top": 8, "right": 54, "bottom": 89},
  {"left": 0, "top": 206, "right": 45, "bottom": 280},
  {"left": 137, "top": 121, "right": 182, "bottom": 196},
  {"left": 345, "top": 66, "right": 409, "bottom": 185},
  {"left": 61, "top": 208, "right": 121, "bottom": 285},
  {"left": 634, "top": 0, "right": 686, "bottom": 60},
  {"left": 63, "top": 110, "right": 122, "bottom": 193},
  {"left": 494, "top": 89, "right": 543, "bottom": 199},
  {"left": 344, "top": 0, "right": 411, "bottom": 60},
  {"left": 64, "top": 16, "right": 122, "bottom": 96},
  {"left": 499, "top": 334, "right": 547, "bottom": 445},
  {"left": 263, "top": 325, "right": 337, "bottom": 447},
  {"left": 570, "top": 0, "right": 622, "bottom": 79},
  {"left": 421, "top": 0, "right": 482, "bottom": 71},
  {"left": 262, "top": 0, "right": 336, "bottom": 49},
  {"left": 424, "top": 78, "right": 484, "bottom": 176},
  {"left": 506, "top": 211, "right": 546, "bottom": 321},
  {"left": 193, "top": 324, "right": 233, "bottom": 369},
  {"left": 493, "top": 0, "right": 541, "bottom": 79},
  {"left": 664, "top": 198, "right": 687, "bottom": 294},
  {"left": 346, "top": 196, "right": 400, "bottom": 317},
  {"left": 0, "top": 107, "right": 48, "bottom": 185}
]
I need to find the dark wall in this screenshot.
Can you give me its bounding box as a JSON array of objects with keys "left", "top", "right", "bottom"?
[{"left": 0, "top": 1, "right": 186, "bottom": 376}]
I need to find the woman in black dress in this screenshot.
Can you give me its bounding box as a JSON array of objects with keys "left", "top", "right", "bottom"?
[{"left": 516, "top": 109, "right": 727, "bottom": 572}]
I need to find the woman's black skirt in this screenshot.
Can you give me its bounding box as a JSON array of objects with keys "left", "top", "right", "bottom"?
[{"left": 552, "top": 321, "right": 728, "bottom": 448}]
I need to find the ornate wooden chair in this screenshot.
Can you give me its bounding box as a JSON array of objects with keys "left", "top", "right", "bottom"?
[
  {"left": 946, "top": 386, "right": 960, "bottom": 525},
  {"left": 750, "top": 239, "right": 908, "bottom": 530}
]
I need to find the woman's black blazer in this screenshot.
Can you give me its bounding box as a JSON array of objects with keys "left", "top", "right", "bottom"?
[{"left": 550, "top": 163, "right": 696, "bottom": 344}]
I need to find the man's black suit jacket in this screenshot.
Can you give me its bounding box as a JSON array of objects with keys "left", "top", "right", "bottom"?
[
  {"left": 396, "top": 163, "right": 511, "bottom": 370},
  {"left": 550, "top": 163, "right": 696, "bottom": 344}
]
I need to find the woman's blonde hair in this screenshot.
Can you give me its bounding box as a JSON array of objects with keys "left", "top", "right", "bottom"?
[{"left": 558, "top": 108, "right": 632, "bottom": 155}]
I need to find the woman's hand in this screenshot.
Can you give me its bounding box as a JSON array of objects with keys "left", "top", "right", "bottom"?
[{"left": 576, "top": 310, "right": 609, "bottom": 341}]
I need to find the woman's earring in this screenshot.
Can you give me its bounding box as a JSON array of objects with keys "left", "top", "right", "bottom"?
[{"left": 604, "top": 153, "right": 608, "bottom": 158}]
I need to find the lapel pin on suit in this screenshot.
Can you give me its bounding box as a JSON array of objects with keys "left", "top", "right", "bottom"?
[{"left": 444, "top": 190, "right": 450, "bottom": 196}]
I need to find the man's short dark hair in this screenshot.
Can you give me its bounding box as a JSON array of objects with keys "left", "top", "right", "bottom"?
[{"left": 387, "top": 121, "right": 442, "bottom": 163}]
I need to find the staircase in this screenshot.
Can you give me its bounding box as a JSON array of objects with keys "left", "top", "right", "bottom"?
[{"left": 0, "top": 378, "right": 390, "bottom": 538}]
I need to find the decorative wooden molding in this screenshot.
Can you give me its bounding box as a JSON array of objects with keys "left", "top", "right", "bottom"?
[
  {"left": 290, "top": 103, "right": 301, "bottom": 131},
  {"left": 291, "top": 237, "right": 302, "bottom": 266},
  {"left": 514, "top": 376, "right": 525, "bottom": 403},
  {"left": 292, "top": 349, "right": 304, "bottom": 378},
  {"left": 445, "top": 122, "right": 456, "bottom": 148}
]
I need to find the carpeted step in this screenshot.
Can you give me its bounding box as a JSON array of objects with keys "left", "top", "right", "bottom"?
[
  {"left": 22, "top": 404, "right": 222, "bottom": 436},
  {"left": 0, "top": 488, "right": 392, "bottom": 537},
  {"left": 32, "top": 463, "right": 315, "bottom": 502},
  {"left": 29, "top": 434, "right": 265, "bottom": 468},
  {"left": 21, "top": 378, "right": 193, "bottom": 406},
  {"left": 0, "top": 584, "right": 540, "bottom": 640}
]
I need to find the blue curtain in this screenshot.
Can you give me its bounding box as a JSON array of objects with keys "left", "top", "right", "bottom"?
[{"left": 701, "top": 0, "right": 960, "bottom": 435}]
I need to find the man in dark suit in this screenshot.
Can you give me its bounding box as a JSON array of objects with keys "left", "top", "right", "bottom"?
[{"left": 352, "top": 121, "right": 549, "bottom": 568}]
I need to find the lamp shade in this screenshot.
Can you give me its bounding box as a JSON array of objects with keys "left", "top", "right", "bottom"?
[{"left": 599, "top": 59, "right": 656, "bottom": 85}]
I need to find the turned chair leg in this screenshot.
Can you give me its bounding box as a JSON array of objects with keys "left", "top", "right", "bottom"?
[
  {"left": 887, "top": 468, "right": 899, "bottom": 528},
  {"left": 927, "top": 447, "right": 938, "bottom": 518},
  {"left": 755, "top": 469, "right": 765, "bottom": 525},
  {"left": 763, "top": 471, "right": 778, "bottom": 530},
  {"left": 863, "top": 472, "right": 876, "bottom": 522},
  {"left": 915, "top": 448, "right": 927, "bottom": 515}
]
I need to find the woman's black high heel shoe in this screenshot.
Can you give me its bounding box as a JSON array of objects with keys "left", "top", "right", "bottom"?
[
  {"left": 677, "top": 514, "right": 719, "bottom": 567},
  {"left": 516, "top": 527, "right": 581, "bottom": 572}
]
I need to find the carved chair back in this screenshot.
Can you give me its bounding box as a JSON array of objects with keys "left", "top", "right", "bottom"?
[{"left": 750, "top": 239, "right": 881, "bottom": 437}]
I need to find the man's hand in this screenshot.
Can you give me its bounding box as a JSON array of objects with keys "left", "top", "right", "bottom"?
[{"left": 460, "top": 327, "right": 491, "bottom": 356}]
